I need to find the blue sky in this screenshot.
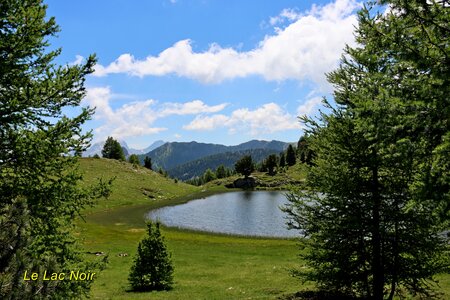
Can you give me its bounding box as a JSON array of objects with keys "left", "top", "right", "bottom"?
[{"left": 45, "top": 0, "right": 360, "bottom": 149}]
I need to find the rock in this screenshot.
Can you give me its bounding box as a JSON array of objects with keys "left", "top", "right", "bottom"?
[{"left": 230, "top": 177, "right": 257, "bottom": 189}]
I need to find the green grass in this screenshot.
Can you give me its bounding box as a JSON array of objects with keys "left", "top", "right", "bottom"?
[{"left": 77, "top": 158, "right": 449, "bottom": 299}]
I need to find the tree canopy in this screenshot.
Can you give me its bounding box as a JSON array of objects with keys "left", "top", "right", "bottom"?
[
  {"left": 285, "top": 144, "right": 296, "bottom": 167},
  {"left": 129, "top": 222, "right": 174, "bottom": 291},
  {"left": 234, "top": 155, "right": 255, "bottom": 178},
  {"left": 102, "top": 136, "right": 125, "bottom": 161},
  {"left": 284, "top": 1, "right": 449, "bottom": 299},
  {"left": 0, "top": 0, "right": 111, "bottom": 297}
]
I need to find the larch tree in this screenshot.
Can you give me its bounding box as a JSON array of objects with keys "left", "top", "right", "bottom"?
[
  {"left": 0, "top": 0, "right": 111, "bottom": 298},
  {"left": 284, "top": 1, "right": 449, "bottom": 299}
]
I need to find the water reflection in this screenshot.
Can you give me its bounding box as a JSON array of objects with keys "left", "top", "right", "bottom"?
[{"left": 146, "top": 191, "right": 298, "bottom": 238}]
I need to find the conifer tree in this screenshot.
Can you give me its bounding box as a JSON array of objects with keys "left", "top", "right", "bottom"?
[
  {"left": 102, "top": 136, "right": 125, "bottom": 161},
  {"left": 128, "top": 154, "right": 140, "bottom": 165},
  {"left": 129, "top": 222, "right": 174, "bottom": 291},
  {"left": 235, "top": 155, "right": 254, "bottom": 178},
  {"left": 0, "top": 0, "right": 111, "bottom": 298},
  {"left": 284, "top": 1, "right": 449, "bottom": 299},
  {"left": 144, "top": 156, "right": 152, "bottom": 170},
  {"left": 285, "top": 144, "right": 296, "bottom": 166},
  {"left": 265, "top": 154, "right": 278, "bottom": 176}
]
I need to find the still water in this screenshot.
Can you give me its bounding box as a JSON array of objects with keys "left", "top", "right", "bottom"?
[{"left": 146, "top": 191, "right": 298, "bottom": 238}]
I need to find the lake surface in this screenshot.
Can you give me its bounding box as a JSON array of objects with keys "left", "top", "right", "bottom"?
[{"left": 146, "top": 191, "right": 298, "bottom": 238}]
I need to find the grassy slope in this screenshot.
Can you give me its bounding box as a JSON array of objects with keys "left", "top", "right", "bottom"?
[
  {"left": 77, "top": 158, "right": 304, "bottom": 299},
  {"left": 77, "top": 158, "right": 449, "bottom": 299}
]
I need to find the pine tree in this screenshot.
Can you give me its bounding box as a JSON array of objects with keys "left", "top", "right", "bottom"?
[
  {"left": 0, "top": 0, "right": 111, "bottom": 297},
  {"left": 215, "top": 165, "right": 227, "bottom": 179},
  {"left": 128, "top": 154, "right": 140, "bottom": 165},
  {"left": 129, "top": 222, "right": 174, "bottom": 291},
  {"left": 202, "top": 168, "right": 216, "bottom": 183},
  {"left": 265, "top": 154, "right": 278, "bottom": 176},
  {"left": 285, "top": 144, "right": 296, "bottom": 166},
  {"left": 144, "top": 156, "right": 152, "bottom": 170},
  {"left": 279, "top": 152, "right": 286, "bottom": 168},
  {"left": 234, "top": 155, "right": 255, "bottom": 178},
  {"left": 284, "top": 1, "right": 449, "bottom": 299},
  {"left": 102, "top": 136, "right": 125, "bottom": 160}
]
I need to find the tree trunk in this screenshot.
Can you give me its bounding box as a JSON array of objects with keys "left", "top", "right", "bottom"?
[{"left": 372, "top": 155, "right": 384, "bottom": 300}]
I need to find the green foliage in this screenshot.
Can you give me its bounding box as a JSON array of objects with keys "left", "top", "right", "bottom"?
[
  {"left": 144, "top": 156, "right": 152, "bottom": 170},
  {"left": 297, "top": 135, "right": 314, "bottom": 165},
  {"left": 285, "top": 144, "right": 296, "bottom": 167},
  {"left": 128, "top": 154, "right": 140, "bottom": 165},
  {"left": 215, "top": 165, "right": 227, "bottom": 179},
  {"left": 284, "top": 1, "right": 449, "bottom": 299},
  {"left": 93, "top": 153, "right": 100, "bottom": 159},
  {"left": 129, "top": 222, "right": 174, "bottom": 291},
  {"left": 202, "top": 168, "right": 216, "bottom": 182},
  {"left": 234, "top": 155, "right": 255, "bottom": 178},
  {"left": 0, "top": 0, "right": 111, "bottom": 298},
  {"left": 168, "top": 149, "right": 281, "bottom": 181},
  {"left": 264, "top": 154, "right": 278, "bottom": 176},
  {"left": 279, "top": 152, "right": 286, "bottom": 168},
  {"left": 102, "top": 136, "right": 125, "bottom": 161}
]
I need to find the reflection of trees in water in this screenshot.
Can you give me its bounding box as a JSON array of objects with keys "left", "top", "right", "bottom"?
[{"left": 242, "top": 191, "right": 253, "bottom": 200}]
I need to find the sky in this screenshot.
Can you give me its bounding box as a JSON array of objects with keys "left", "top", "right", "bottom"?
[{"left": 45, "top": 0, "right": 361, "bottom": 149}]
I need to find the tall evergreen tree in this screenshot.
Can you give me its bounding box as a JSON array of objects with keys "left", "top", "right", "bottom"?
[
  {"left": 285, "top": 144, "right": 296, "bottom": 167},
  {"left": 0, "top": 0, "right": 111, "bottom": 298},
  {"left": 284, "top": 1, "right": 449, "bottom": 299},
  {"left": 265, "top": 154, "right": 278, "bottom": 176},
  {"left": 144, "top": 156, "right": 152, "bottom": 170},
  {"left": 102, "top": 136, "right": 125, "bottom": 161},
  {"left": 279, "top": 152, "right": 286, "bottom": 168}
]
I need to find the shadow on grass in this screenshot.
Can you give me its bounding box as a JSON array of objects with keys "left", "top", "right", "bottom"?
[{"left": 281, "top": 290, "right": 366, "bottom": 300}]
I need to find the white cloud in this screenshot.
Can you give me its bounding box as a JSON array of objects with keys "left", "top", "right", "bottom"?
[
  {"left": 183, "top": 103, "right": 302, "bottom": 135},
  {"left": 93, "top": 0, "right": 359, "bottom": 89},
  {"left": 82, "top": 88, "right": 228, "bottom": 140},
  {"left": 174, "top": 133, "right": 182, "bottom": 139},
  {"left": 297, "top": 96, "right": 322, "bottom": 116},
  {"left": 270, "top": 8, "right": 301, "bottom": 26},
  {"left": 69, "top": 55, "right": 84, "bottom": 66},
  {"left": 160, "top": 100, "right": 227, "bottom": 116},
  {"left": 83, "top": 87, "right": 166, "bottom": 140},
  {"left": 183, "top": 114, "right": 230, "bottom": 131}
]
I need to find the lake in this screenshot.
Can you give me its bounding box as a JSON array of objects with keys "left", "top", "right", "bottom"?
[{"left": 146, "top": 191, "right": 299, "bottom": 238}]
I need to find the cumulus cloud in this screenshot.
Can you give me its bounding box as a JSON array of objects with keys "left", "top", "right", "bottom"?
[
  {"left": 69, "top": 55, "right": 84, "bottom": 66},
  {"left": 183, "top": 103, "right": 301, "bottom": 135},
  {"left": 297, "top": 96, "right": 322, "bottom": 116},
  {"left": 93, "top": 0, "right": 359, "bottom": 88},
  {"left": 269, "top": 8, "right": 301, "bottom": 26},
  {"left": 160, "top": 100, "right": 228, "bottom": 116},
  {"left": 83, "top": 87, "right": 166, "bottom": 139},
  {"left": 82, "top": 87, "right": 229, "bottom": 140}
]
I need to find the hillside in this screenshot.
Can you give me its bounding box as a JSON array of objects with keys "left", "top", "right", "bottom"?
[
  {"left": 140, "top": 140, "right": 289, "bottom": 171},
  {"left": 167, "top": 148, "right": 286, "bottom": 180},
  {"left": 78, "top": 157, "right": 199, "bottom": 213}
]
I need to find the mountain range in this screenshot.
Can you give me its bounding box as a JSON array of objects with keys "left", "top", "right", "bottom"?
[
  {"left": 138, "top": 140, "right": 289, "bottom": 171},
  {"left": 83, "top": 140, "right": 165, "bottom": 157},
  {"left": 85, "top": 139, "right": 290, "bottom": 180}
]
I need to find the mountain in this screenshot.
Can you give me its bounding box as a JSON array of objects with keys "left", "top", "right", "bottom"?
[
  {"left": 83, "top": 140, "right": 165, "bottom": 157},
  {"left": 139, "top": 140, "right": 289, "bottom": 171},
  {"left": 167, "top": 149, "right": 284, "bottom": 180}
]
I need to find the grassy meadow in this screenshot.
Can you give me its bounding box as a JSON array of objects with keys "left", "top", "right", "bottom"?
[{"left": 77, "top": 158, "right": 449, "bottom": 299}]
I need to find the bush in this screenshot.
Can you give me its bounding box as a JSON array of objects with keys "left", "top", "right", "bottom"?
[{"left": 129, "top": 222, "right": 174, "bottom": 291}]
